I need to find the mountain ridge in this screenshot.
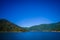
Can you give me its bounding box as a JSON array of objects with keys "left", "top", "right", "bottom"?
[
  {"left": 0, "top": 19, "right": 27, "bottom": 32},
  {"left": 0, "top": 19, "right": 60, "bottom": 32},
  {"left": 28, "top": 22, "right": 60, "bottom": 32}
]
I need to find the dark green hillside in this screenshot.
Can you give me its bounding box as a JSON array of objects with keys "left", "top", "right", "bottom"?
[
  {"left": 0, "top": 19, "right": 27, "bottom": 32},
  {"left": 29, "top": 22, "right": 60, "bottom": 32}
]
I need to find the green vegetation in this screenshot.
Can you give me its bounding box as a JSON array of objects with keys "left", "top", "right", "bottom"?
[
  {"left": 0, "top": 19, "right": 27, "bottom": 32},
  {"left": 28, "top": 22, "right": 60, "bottom": 32},
  {"left": 0, "top": 19, "right": 60, "bottom": 32}
]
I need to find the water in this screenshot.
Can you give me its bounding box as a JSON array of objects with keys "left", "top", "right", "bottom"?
[{"left": 0, "top": 32, "right": 60, "bottom": 40}]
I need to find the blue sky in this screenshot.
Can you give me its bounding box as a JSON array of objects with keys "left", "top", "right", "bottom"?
[{"left": 0, "top": 0, "right": 60, "bottom": 27}]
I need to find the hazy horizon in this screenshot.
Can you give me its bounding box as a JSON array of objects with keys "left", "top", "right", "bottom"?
[{"left": 0, "top": 18, "right": 60, "bottom": 27}]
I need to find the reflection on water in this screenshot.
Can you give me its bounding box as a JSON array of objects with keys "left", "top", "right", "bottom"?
[{"left": 0, "top": 32, "right": 60, "bottom": 40}]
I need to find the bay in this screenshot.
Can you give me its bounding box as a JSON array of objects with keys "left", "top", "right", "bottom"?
[{"left": 0, "top": 32, "right": 60, "bottom": 40}]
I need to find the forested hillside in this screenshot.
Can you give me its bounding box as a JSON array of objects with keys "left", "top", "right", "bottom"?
[
  {"left": 29, "top": 22, "right": 60, "bottom": 32},
  {"left": 0, "top": 19, "right": 27, "bottom": 32}
]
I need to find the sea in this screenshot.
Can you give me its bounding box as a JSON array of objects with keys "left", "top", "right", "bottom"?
[{"left": 0, "top": 32, "right": 60, "bottom": 40}]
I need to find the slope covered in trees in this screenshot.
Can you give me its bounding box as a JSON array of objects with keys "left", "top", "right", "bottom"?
[
  {"left": 0, "top": 19, "right": 60, "bottom": 32},
  {"left": 0, "top": 19, "right": 27, "bottom": 32},
  {"left": 29, "top": 22, "right": 60, "bottom": 32}
]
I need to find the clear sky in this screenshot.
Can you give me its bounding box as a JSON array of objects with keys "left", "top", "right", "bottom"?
[{"left": 0, "top": 0, "right": 60, "bottom": 27}]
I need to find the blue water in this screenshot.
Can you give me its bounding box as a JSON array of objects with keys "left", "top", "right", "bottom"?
[{"left": 0, "top": 32, "right": 60, "bottom": 40}]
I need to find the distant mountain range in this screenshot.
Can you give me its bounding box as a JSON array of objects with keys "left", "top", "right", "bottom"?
[
  {"left": 0, "top": 19, "right": 60, "bottom": 32},
  {"left": 28, "top": 22, "right": 60, "bottom": 32},
  {"left": 0, "top": 19, "right": 27, "bottom": 32}
]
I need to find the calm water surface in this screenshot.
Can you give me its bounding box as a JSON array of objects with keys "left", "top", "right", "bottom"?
[{"left": 0, "top": 32, "right": 60, "bottom": 40}]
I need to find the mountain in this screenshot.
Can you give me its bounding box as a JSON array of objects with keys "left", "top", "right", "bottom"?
[
  {"left": 1, "top": 19, "right": 60, "bottom": 32},
  {"left": 29, "top": 22, "right": 60, "bottom": 32},
  {"left": 0, "top": 19, "right": 27, "bottom": 32}
]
